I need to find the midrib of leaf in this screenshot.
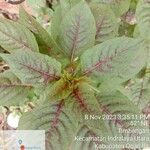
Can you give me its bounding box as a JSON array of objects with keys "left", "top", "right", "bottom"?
[
  {"left": 46, "top": 100, "right": 65, "bottom": 140},
  {"left": 0, "top": 28, "right": 33, "bottom": 51},
  {"left": 73, "top": 88, "right": 91, "bottom": 112},
  {"left": 83, "top": 50, "right": 115, "bottom": 76},
  {"left": 18, "top": 62, "right": 60, "bottom": 83},
  {"left": 51, "top": 99, "right": 64, "bottom": 128},
  {"left": 83, "top": 39, "right": 143, "bottom": 76},
  {"left": 70, "top": 15, "right": 81, "bottom": 61}
]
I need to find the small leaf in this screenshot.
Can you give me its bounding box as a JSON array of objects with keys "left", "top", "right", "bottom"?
[
  {"left": 0, "top": 18, "right": 39, "bottom": 53},
  {"left": 0, "top": 71, "right": 33, "bottom": 106},
  {"left": 59, "top": 1, "right": 96, "bottom": 61},
  {"left": 0, "top": 51, "right": 61, "bottom": 86},
  {"left": 81, "top": 37, "right": 146, "bottom": 82},
  {"left": 90, "top": 3, "right": 118, "bottom": 43}
]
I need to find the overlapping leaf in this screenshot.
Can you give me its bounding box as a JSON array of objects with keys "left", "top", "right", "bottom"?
[
  {"left": 0, "top": 51, "right": 61, "bottom": 86},
  {"left": 81, "top": 37, "right": 146, "bottom": 81},
  {"left": 0, "top": 71, "right": 33, "bottom": 106},
  {"left": 59, "top": 1, "right": 96, "bottom": 61},
  {"left": 0, "top": 18, "right": 39, "bottom": 53},
  {"left": 19, "top": 7, "right": 61, "bottom": 55}
]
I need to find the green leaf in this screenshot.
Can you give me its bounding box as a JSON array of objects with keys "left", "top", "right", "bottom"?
[
  {"left": 27, "top": 0, "right": 46, "bottom": 14},
  {"left": 121, "top": 76, "right": 150, "bottom": 111},
  {"left": 97, "top": 91, "right": 149, "bottom": 147},
  {"left": 94, "top": 0, "right": 131, "bottom": 17},
  {"left": 18, "top": 99, "right": 108, "bottom": 150},
  {"left": 70, "top": 125, "right": 109, "bottom": 150},
  {"left": 0, "top": 51, "right": 61, "bottom": 86},
  {"left": 81, "top": 37, "right": 146, "bottom": 82},
  {"left": 50, "top": 0, "right": 82, "bottom": 41},
  {"left": 60, "top": 0, "right": 82, "bottom": 13},
  {"left": 19, "top": 100, "right": 78, "bottom": 150},
  {"left": 59, "top": 1, "right": 96, "bottom": 61},
  {"left": 66, "top": 82, "right": 103, "bottom": 129},
  {"left": 19, "top": 7, "right": 61, "bottom": 55},
  {"left": 50, "top": 5, "right": 62, "bottom": 41},
  {"left": 90, "top": 3, "right": 118, "bottom": 43},
  {"left": 0, "top": 18, "right": 39, "bottom": 53},
  {"left": 71, "top": 82, "right": 100, "bottom": 112},
  {"left": 136, "top": 0, "right": 150, "bottom": 38},
  {"left": 0, "top": 71, "right": 33, "bottom": 106},
  {"left": 109, "top": 0, "right": 131, "bottom": 17}
]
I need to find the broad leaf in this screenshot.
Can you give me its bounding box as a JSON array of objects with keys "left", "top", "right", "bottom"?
[
  {"left": 81, "top": 37, "right": 146, "bottom": 82},
  {"left": 0, "top": 18, "right": 39, "bottom": 53},
  {"left": 59, "top": 1, "right": 96, "bottom": 61},
  {"left": 0, "top": 51, "right": 61, "bottom": 86},
  {"left": 18, "top": 99, "right": 108, "bottom": 150},
  {"left": 90, "top": 3, "right": 118, "bottom": 43},
  {"left": 19, "top": 101, "right": 78, "bottom": 150},
  {"left": 0, "top": 71, "right": 33, "bottom": 106},
  {"left": 136, "top": 0, "right": 150, "bottom": 38}
]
